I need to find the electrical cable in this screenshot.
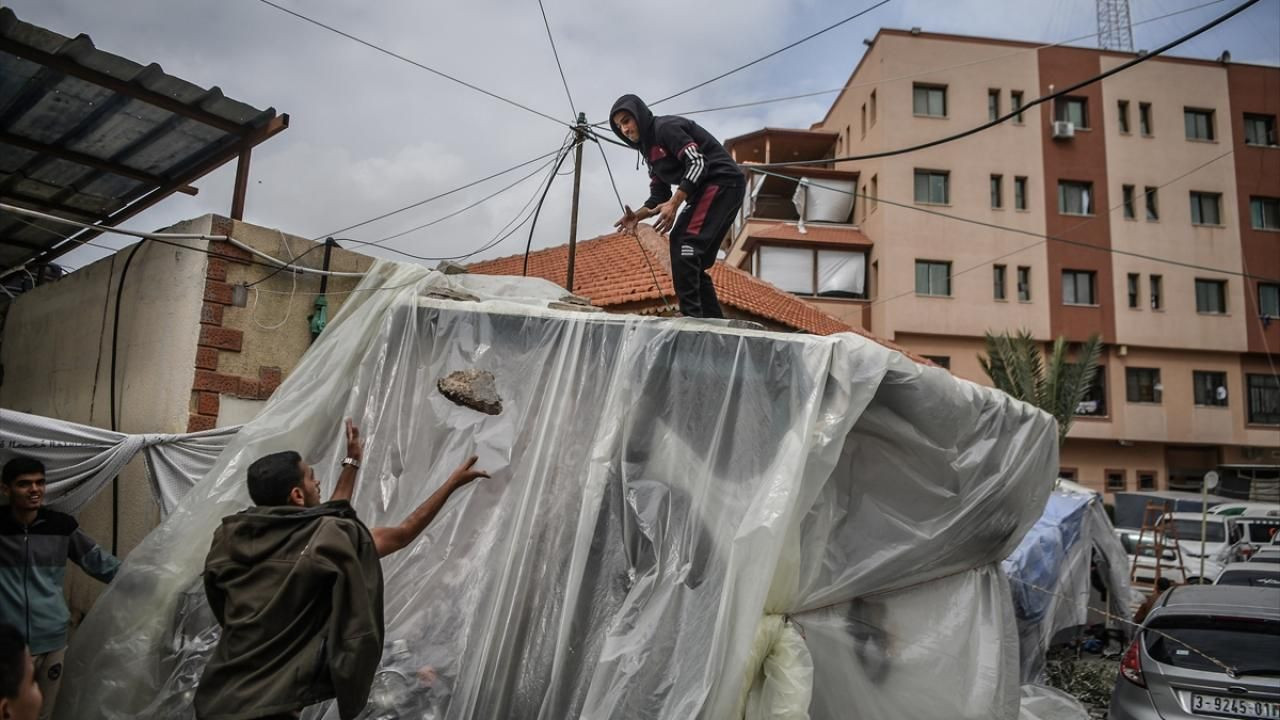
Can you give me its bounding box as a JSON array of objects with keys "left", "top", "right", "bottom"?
[
  {"left": 645, "top": 0, "right": 896, "bottom": 107},
  {"left": 254, "top": 0, "right": 571, "bottom": 129},
  {"left": 536, "top": 0, "right": 577, "bottom": 118},
  {"left": 667, "top": 0, "right": 1231, "bottom": 119},
  {"left": 523, "top": 134, "right": 578, "bottom": 276},
  {"left": 754, "top": 0, "right": 1259, "bottom": 168},
  {"left": 107, "top": 239, "right": 143, "bottom": 555}
]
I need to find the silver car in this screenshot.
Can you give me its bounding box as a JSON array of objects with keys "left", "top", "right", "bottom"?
[{"left": 1110, "top": 585, "right": 1280, "bottom": 720}]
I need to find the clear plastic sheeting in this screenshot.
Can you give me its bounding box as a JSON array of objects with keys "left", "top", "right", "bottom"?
[
  {"left": 1003, "top": 486, "right": 1135, "bottom": 682},
  {"left": 1017, "top": 684, "right": 1090, "bottom": 720},
  {"left": 57, "top": 260, "right": 1058, "bottom": 720}
]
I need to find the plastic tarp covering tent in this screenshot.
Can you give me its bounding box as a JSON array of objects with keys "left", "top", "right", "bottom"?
[
  {"left": 57, "top": 261, "right": 1058, "bottom": 720},
  {"left": 1002, "top": 486, "right": 1135, "bottom": 683}
]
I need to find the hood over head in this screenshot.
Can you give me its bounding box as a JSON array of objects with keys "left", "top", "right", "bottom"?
[{"left": 610, "top": 94, "right": 654, "bottom": 149}]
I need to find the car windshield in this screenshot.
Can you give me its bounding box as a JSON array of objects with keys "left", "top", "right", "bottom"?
[
  {"left": 1243, "top": 523, "right": 1280, "bottom": 544},
  {"left": 1147, "top": 617, "right": 1280, "bottom": 675},
  {"left": 1168, "top": 519, "right": 1225, "bottom": 543},
  {"left": 1217, "top": 570, "right": 1280, "bottom": 588}
]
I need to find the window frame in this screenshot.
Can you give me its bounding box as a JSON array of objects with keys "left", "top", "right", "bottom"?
[
  {"left": 1150, "top": 274, "right": 1163, "bottom": 310},
  {"left": 1011, "top": 90, "right": 1024, "bottom": 124},
  {"left": 1192, "top": 370, "right": 1229, "bottom": 408},
  {"left": 1195, "top": 278, "right": 1227, "bottom": 314},
  {"left": 1250, "top": 196, "right": 1280, "bottom": 230},
  {"left": 1139, "top": 102, "right": 1153, "bottom": 136},
  {"left": 1138, "top": 471, "right": 1158, "bottom": 490},
  {"left": 1260, "top": 283, "right": 1280, "bottom": 319},
  {"left": 912, "top": 83, "right": 948, "bottom": 118},
  {"left": 915, "top": 259, "right": 952, "bottom": 297},
  {"left": 1014, "top": 176, "right": 1028, "bottom": 210},
  {"left": 1057, "top": 96, "right": 1089, "bottom": 128},
  {"left": 1145, "top": 186, "right": 1159, "bottom": 221},
  {"left": 922, "top": 355, "right": 951, "bottom": 370},
  {"left": 993, "top": 264, "right": 1007, "bottom": 300},
  {"left": 755, "top": 244, "right": 869, "bottom": 299},
  {"left": 1017, "top": 266, "right": 1031, "bottom": 302},
  {"left": 1243, "top": 113, "right": 1277, "bottom": 146},
  {"left": 1106, "top": 469, "right": 1127, "bottom": 491},
  {"left": 1126, "top": 367, "right": 1162, "bottom": 403},
  {"left": 1062, "top": 269, "right": 1098, "bottom": 306},
  {"left": 1058, "top": 180, "right": 1095, "bottom": 216},
  {"left": 914, "top": 169, "right": 950, "bottom": 205},
  {"left": 1118, "top": 100, "right": 1131, "bottom": 133},
  {"left": 1190, "top": 191, "right": 1223, "bottom": 226},
  {"left": 1127, "top": 272, "right": 1140, "bottom": 308},
  {"left": 990, "top": 174, "right": 1003, "bottom": 209},
  {"left": 988, "top": 89, "right": 1000, "bottom": 122},
  {"left": 1078, "top": 363, "right": 1108, "bottom": 417},
  {"left": 1183, "top": 107, "right": 1216, "bottom": 141},
  {"left": 1122, "top": 184, "right": 1136, "bottom": 219},
  {"left": 1246, "top": 373, "right": 1280, "bottom": 425}
]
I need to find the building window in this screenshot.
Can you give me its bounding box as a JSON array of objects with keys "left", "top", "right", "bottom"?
[
  {"left": 1247, "top": 374, "right": 1280, "bottom": 425},
  {"left": 1059, "top": 467, "right": 1078, "bottom": 483},
  {"left": 988, "top": 89, "right": 1000, "bottom": 122},
  {"left": 994, "top": 264, "right": 1007, "bottom": 300},
  {"left": 757, "top": 246, "right": 868, "bottom": 298},
  {"left": 1260, "top": 283, "right": 1280, "bottom": 318},
  {"left": 869, "top": 174, "right": 878, "bottom": 213},
  {"left": 913, "top": 84, "right": 947, "bottom": 117},
  {"left": 869, "top": 90, "right": 877, "bottom": 126},
  {"left": 1078, "top": 364, "right": 1107, "bottom": 416},
  {"left": 915, "top": 260, "right": 952, "bottom": 296},
  {"left": 1184, "top": 108, "right": 1215, "bottom": 141},
  {"left": 1126, "top": 367, "right": 1162, "bottom": 403},
  {"left": 1195, "top": 279, "right": 1227, "bottom": 314},
  {"left": 1139, "top": 102, "right": 1152, "bottom": 136},
  {"left": 1118, "top": 100, "right": 1131, "bottom": 133},
  {"left": 1122, "top": 184, "right": 1136, "bottom": 219},
  {"left": 1062, "top": 269, "right": 1097, "bottom": 305},
  {"left": 990, "top": 174, "right": 1003, "bottom": 209},
  {"left": 1058, "top": 181, "right": 1094, "bottom": 216},
  {"left": 1018, "top": 266, "right": 1031, "bottom": 301},
  {"left": 1190, "top": 191, "right": 1222, "bottom": 226},
  {"left": 914, "top": 169, "right": 950, "bottom": 205},
  {"left": 1127, "top": 273, "right": 1140, "bottom": 308},
  {"left": 1251, "top": 197, "right": 1280, "bottom": 230},
  {"left": 1145, "top": 186, "right": 1159, "bottom": 221},
  {"left": 1106, "top": 470, "right": 1126, "bottom": 491},
  {"left": 1138, "top": 471, "right": 1157, "bottom": 490},
  {"left": 861, "top": 103, "right": 867, "bottom": 138},
  {"left": 1150, "top": 274, "right": 1163, "bottom": 310},
  {"left": 1193, "top": 370, "right": 1229, "bottom": 407},
  {"left": 1014, "top": 176, "right": 1028, "bottom": 210},
  {"left": 1011, "top": 90, "right": 1024, "bottom": 123},
  {"left": 923, "top": 355, "right": 951, "bottom": 370},
  {"left": 1057, "top": 96, "right": 1089, "bottom": 128},
  {"left": 1244, "top": 113, "right": 1277, "bottom": 146}
]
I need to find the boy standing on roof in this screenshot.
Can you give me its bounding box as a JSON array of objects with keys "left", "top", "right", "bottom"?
[{"left": 610, "top": 94, "right": 745, "bottom": 319}]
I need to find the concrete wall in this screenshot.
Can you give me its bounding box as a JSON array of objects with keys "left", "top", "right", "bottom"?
[{"left": 0, "top": 216, "right": 210, "bottom": 623}]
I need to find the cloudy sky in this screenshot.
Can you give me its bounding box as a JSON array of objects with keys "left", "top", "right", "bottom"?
[{"left": 9, "top": 0, "right": 1278, "bottom": 274}]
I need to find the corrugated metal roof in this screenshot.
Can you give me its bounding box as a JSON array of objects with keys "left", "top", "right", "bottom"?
[{"left": 0, "top": 7, "right": 284, "bottom": 273}]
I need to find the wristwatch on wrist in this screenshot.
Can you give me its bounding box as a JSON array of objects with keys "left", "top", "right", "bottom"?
[{"left": 341, "top": 457, "right": 361, "bottom": 470}]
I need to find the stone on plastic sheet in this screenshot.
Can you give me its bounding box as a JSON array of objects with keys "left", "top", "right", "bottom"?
[{"left": 437, "top": 369, "right": 503, "bottom": 415}]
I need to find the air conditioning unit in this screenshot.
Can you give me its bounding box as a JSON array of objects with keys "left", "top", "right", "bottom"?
[{"left": 1052, "top": 121, "right": 1075, "bottom": 139}]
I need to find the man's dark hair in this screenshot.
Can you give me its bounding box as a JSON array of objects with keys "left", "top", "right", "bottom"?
[
  {"left": 0, "top": 623, "right": 27, "bottom": 699},
  {"left": 247, "top": 451, "right": 304, "bottom": 506},
  {"left": 1, "top": 457, "right": 44, "bottom": 486}
]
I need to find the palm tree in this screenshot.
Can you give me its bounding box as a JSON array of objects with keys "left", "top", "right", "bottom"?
[{"left": 979, "top": 330, "right": 1104, "bottom": 446}]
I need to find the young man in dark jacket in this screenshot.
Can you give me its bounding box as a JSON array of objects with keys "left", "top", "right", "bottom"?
[
  {"left": 610, "top": 94, "right": 745, "bottom": 319},
  {"left": 0, "top": 457, "right": 119, "bottom": 720},
  {"left": 196, "top": 420, "right": 488, "bottom": 720}
]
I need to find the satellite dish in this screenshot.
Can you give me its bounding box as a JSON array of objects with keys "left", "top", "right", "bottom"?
[{"left": 1204, "top": 471, "right": 1220, "bottom": 490}]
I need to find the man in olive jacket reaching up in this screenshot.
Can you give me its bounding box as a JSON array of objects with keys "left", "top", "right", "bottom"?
[{"left": 195, "top": 420, "right": 488, "bottom": 720}]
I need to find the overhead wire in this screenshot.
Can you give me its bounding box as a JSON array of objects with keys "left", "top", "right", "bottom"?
[
  {"left": 254, "top": 0, "right": 571, "bottom": 129},
  {"left": 535, "top": 0, "right": 577, "bottom": 118},
  {"left": 523, "top": 131, "right": 579, "bottom": 276},
  {"left": 667, "top": 0, "right": 1231, "bottom": 118},
  {"left": 754, "top": 0, "right": 1260, "bottom": 168}
]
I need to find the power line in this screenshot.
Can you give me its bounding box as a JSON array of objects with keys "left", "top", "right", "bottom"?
[
  {"left": 536, "top": 0, "right": 577, "bottom": 118},
  {"left": 756, "top": 0, "right": 1259, "bottom": 168},
  {"left": 254, "top": 0, "right": 571, "bottom": 129},
  {"left": 668, "top": 0, "right": 1230, "bottom": 118},
  {"left": 524, "top": 134, "right": 579, "bottom": 276},
  {"left": 647, "top": 0, "right": 896, "bottom": 107}
]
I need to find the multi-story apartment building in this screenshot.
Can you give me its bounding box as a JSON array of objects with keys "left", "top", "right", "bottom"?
[{"left": 724, "top": 29, "right": 1280, "bottom": 499}]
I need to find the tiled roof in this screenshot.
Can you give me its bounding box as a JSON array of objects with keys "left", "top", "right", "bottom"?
[
  {"left": 745, "top": 222, "right": 873, "bottom": 246},
  {"left": 466, "top": 229, "right": 927, "bottom": 364}
]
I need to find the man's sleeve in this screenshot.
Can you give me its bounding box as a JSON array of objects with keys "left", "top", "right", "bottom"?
[
  {"left": 67, "top": 528, "right": 121, "bottom": 583},
  {"left": 644, "top": 172, "right": 673, "bottom": 209},
  {"left": 661, "top": 122, "right": 705, "bottom": 198}
]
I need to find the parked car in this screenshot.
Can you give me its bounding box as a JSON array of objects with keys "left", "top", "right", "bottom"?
[
  {"left": 1208, "top": 502, "right": 1280, "bottom": 517},
  {"left": 1116, "top": 528, "right": 1187, "bottom": 585},
  {"left": 1215, "top": 563, "right": 1280, "bottom": 588},
  {"left": 1233, "top": 515, "right": 1280, "bottom": 547},
  {"left": 1110, "top": 585, "right": 1280, "bottom": 720},
  {"left": 1159, "top": 512, "right": 1238, "bottom": 583},
  {"left": 1251, "top": 547, "right": 1280, "bottom": 564}
]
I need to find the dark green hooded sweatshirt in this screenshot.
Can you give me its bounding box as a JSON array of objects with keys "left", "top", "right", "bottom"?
[{"left": 195, "top": 500, "right": 384, "bottom": 720}]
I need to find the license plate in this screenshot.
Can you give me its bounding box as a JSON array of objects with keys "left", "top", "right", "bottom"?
[{"left": 1191, "top": 692, "right": 1280, "bottom": 719}]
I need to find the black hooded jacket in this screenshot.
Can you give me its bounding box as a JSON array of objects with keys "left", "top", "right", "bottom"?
[{"left": 610, "top": 94, "right": 743, "bottom": 209}]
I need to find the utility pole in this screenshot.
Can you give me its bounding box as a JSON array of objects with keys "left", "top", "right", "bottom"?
[{"left": 566, "top": 112, "right": 586, "bottom": 293}]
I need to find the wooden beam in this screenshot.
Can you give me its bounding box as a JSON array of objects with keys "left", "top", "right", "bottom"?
[
  {"left": 0, "top": 191, "right": 110, "bottom": 222},
  {"left": 0, "top": 37, "right": 245, "bottom": 135},
  {"left": 0, "top": 131, "right": 198, "bottom": 195},
  {"left": 230, "top": 144, "right": 252, "bottom": 220}
]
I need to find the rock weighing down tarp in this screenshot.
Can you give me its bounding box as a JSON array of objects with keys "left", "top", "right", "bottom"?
[{"left": 56, "top": 261, "right": 1058, "bottom": 720}]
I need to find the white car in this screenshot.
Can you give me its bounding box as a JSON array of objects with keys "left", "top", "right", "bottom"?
[
  {"left": 1115, "top": 528, "right": 1187, "bottom": 585},
  {"left": 1214, "top": 562, "right": 1280, "bottom": 588},
  {"left": 1158, "top": 512, "right": 1237, "bottom": 583},
  {"left": 1249, "top": 546, "right": 1280, "bottom": 564},
  {"left": 1207, "top": 501, "right": 1280, "bottom": 517}
]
